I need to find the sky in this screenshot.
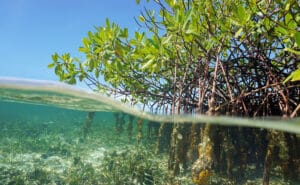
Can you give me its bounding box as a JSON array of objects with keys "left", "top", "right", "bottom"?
[{"left": 0, "top": 0, "right": 156, "bottom": 82}]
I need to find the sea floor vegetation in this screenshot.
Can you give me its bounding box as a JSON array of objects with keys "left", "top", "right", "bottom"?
[
  {"left": 0, "top": 114, "right": 173, "bottom": 185},
  {"left": 0, "top": 110, "right": 298, "bottom": 185}
]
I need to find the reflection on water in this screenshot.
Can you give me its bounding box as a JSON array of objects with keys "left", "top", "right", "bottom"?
[{"left": 0, "top": 78, "right": 299, "bottom": 184}]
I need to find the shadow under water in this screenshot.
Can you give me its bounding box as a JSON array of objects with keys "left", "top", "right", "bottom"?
[{"left": 0, "top": 78, "right": 299, "bottom": 185}]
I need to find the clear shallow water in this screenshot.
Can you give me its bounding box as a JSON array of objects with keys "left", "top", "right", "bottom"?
[
  {"left": 1, "top": 77, "right": 299, "bottom": 134},
  {"left": 0, "top": 77, "right": 299, "bottom": 185}
]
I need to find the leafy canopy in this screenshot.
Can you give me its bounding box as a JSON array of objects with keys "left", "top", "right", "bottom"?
[{"left": 49, "top": 0, "right": 300, "bottom": 111}]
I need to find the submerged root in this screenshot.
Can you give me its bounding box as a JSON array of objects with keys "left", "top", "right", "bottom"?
[{"left": 192, "top": 124, "right": 213, "bottom": 185}]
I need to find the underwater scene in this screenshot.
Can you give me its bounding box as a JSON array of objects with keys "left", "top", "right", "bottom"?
[{"left": 0, "top": 78, "right": 299, "bottom": 185}]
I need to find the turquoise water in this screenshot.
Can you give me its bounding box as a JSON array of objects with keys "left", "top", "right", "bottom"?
[{"left": 0, "top": 78, "right": 299, "bottom": 184}]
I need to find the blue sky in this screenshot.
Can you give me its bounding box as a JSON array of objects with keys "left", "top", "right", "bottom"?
[{"left": 0, "top": 0, "right": 156, "bottom": 82}]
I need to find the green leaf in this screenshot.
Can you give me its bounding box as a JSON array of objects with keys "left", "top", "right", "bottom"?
[
  {"left": 142, "top": 57, "right": 155, "bottom": 70},
  {"left": 285, "top": 13, "right": 293, "bottom": 24},
  {"left": 165, "top": 0, "right": 175, "bottom": 7},
  {"left": 136, "top": 0, "right": 140, "bottom": 4},
  {"left": 106, "top": 18, "right": 111, "bottom": 28},
  {"left": 291, "top": 69, "right": 300, "bottom": 81},
  {"left": 115, "top": 60, "right": 122, "bottom": 70},
  {"left": 78, "top": 47, "right": 89, "bottom": 53},
  {"left": 234, "top": 28, "right": 243, "bottom": 38},
  {"left": 51, "top": 53, "right": 58, "bottom": 62},
  {"left": 139, "top": 15, "right": 145, "bottom": 22},
  {"left": 233, "top": 4, "right": 250, "bottom": 25},
  {"left": 79, "top": 74, "right": 85, "bottom": 81},
  {"left": 147, "top": 38, "right": 159, "bottom": 49},
  {"left": 275, "top": 26, "right": 288, "bottom": 35},
  {"left": 284, "top": 47, "right": 300, "bottom": 55},
  {"left": 88, "top": 60, "right": 95, "bottom": 71},
  {"left": 82, "top": 38, "right": 89, "bottom": 48},
  {"left": 122, "top": 28, "right": 128, "bottom": 38},
  {"left": 88, "top": 31, "right": 93, "bottom": 39},
  {"left": 95, "top": 70, "right": 100, "bottom": 78},
  {"left": 288, "top": 20, "right": 297, "bottom": 30},
  {"left": 237, "top": 5, "right": 246, "bottom": 22},
  {"left": 55, "top": 65, "right": 62, "bottom": 76},
  {"left": 296, "top": 14, "right": 300, "bottom": 22},
  {"left": 285, "top": 2, "right": 290, "bottom": 11},
  {"left": 162, "top": 35, "right": 173, "bottom": 45},
  {"left": 294, "top": 32, "right": 300, "bottom": 47},
  {"left": 69, "top": 77, "right": 76, "bottom": 84},
  {"left": 129, "top": 39, "right": 139, "bottom": 46},
  {"left": 284, "top": 68, "right": 300, "bottom": 83},
  {"left": 182, "top": 9, "right": 193, "bottom": 31},
  {"left": 47, "top": 63, "right": 55, "bottom": 69},
  {"left": 230, "top": 18, "right": 241, "bottom": 26}
]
